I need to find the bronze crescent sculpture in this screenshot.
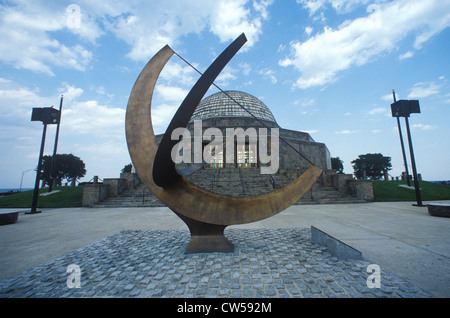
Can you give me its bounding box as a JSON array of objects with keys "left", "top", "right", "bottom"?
[{"left": 125, "top": 33, "right": 322, "bottom": 253}]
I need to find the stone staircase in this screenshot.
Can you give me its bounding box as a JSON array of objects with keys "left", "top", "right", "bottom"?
[
  {"left": 95, "top": 168, "right": 365, "bottom": 207},
  {"left": 295, "top": 183, "right": 366, "bottom": 205},
  {"left": 96, "top": 183, "right": 165, "bottom": 207}
]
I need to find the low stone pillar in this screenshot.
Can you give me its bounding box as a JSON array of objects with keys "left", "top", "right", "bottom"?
[
  {"left": 321, "top": 169, "right": 336, "bottom": 187},
  {"left": 348, "top": 180, "right": 374, "bottom": 201},
  {"left": 331, "top": 173, "right": 353, "bottom": 193},
  {"left": 120, "top": 172, "right": 141, "bottom": 190},
  {"left": 103, "top": 178, "right": 127, "bottom": 197},
  {"left": 82, "top": 184, "right": 109, "bottom": 206}
]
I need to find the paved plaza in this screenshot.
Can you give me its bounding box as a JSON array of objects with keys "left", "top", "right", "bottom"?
[{"left": 0, "top": 201, "right": 449, "bottom": 298}]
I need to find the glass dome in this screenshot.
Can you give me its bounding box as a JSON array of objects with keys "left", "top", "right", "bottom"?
[{"left": 190, "top": 91, "right": 277, "bottom": 124}]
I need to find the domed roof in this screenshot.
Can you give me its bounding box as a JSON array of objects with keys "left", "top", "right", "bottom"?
[{"left": 190, "top": 90, "right": 277, "bottom": 124}]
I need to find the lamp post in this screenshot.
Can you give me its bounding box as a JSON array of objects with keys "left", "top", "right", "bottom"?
[
  {"left": 392, "top": 90, "right": 411, "bottom": 186},
  {"left": 49, "top": 95, "right": 63, "bottom": 192},
  {"left": 391, "top": 97, "right": 423, "bottom": 207},
  {"left": 20, "top": 169, "right": 35, "bottom": 192},
  {"left": 28, "top": 106, "right": 61, "bottom": 214}
]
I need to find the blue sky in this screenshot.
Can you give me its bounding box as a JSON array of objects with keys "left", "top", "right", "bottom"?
[{"left": 1, "top": 0, "right": 449, "bottom": 189}]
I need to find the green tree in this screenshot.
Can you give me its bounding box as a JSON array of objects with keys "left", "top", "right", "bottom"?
[
  {"left": 351, "top": 153, "right": 392, "bottom": 180},
  {"left": 121, "top": 163, "right": 132, "bottom": 173},
  {"left": 40, "top": 153, "right": 86, "bottom": 186},
  {"left": 331, "top": 157, "right": 344, "bottom": 174}
]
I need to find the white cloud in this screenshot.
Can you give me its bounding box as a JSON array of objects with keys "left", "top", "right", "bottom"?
[
  {"left": 102, "top": 0, "right": 273, "bottom": 62},
  {"left": 0, "top": 2, "right": 96, "bottom": 75},
  {"left": 281, "top": 0, "right": 450, "bottom": 89},
  {"left": 62, "top": 100, "right": 125, "bottom": 137},
  {"left": 0, "top": 78, "right": 54, "bottom": 121},
  {"left": 210, "top": 0, "right": 273, "bottom": 49},
  {"left": 408, "top": 81, "right": 442, "bottom": 99},
  {"left": 155, "top": 85, "right": 189, "bottom": 103},
  {"left": 239, "top": 62, "right": 252, "bottom": 76},
  {"left": 304, "top": 129, "right": 320, "bottom": 134},
  {"left": 305, "top": 26, "right": 314, "bottom": 37},
  {"left": 159, "top": 61, "right": 197, "bottom": 87},
  {"left": 0, "top": 0, "right": 273, "bottom": 74},
  {"left": 298, "top": 0, "right": 371, "bottom": 15},
  {"left": 334, "top": 129, "right": 357, "bottom": 134},
  {"left": 259, "top": 68, "right": 277, "bottom": 84},
  {"left": 294, "top": 97, "right": 315, "bottom": 108},
  {"left": 216, "top": 66, "right": 239, "bottom": 86},
  {"left": 411, "top": 123, "right": 438, "bottom": 131},
  {"left": 298, "top": 0, "right": 326, "bottom": 16},
  {"left": 0, "top": 78, "right": 129, "bottom": 185},
  {"left": 0, "top": 79, "right": 125, "bottom": 140},
  {"left": 368, "top": 107, "right": 388, "bottom": 116},
  {"left": 151, "top": 104, "right": 179, "bottom": 134},
  {"left": 381, "top": 92, "right": 399, "bottom": 102},
  {"left": 399, "top": 51, "right": 414, "bottom": 60}
]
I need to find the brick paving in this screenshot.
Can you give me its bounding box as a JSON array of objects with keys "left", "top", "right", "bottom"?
[{"left": 0, "top": 228, "right": 432, "bottom": 298}]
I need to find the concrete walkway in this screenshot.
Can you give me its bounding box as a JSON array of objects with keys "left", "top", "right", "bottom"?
[{"left": 0, "top": 201, "right": 449, "bottom": 297}]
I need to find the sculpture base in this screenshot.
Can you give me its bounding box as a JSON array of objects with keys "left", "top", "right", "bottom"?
[{"left": 174, "top": 212, "right": 234, "bottom": 254}]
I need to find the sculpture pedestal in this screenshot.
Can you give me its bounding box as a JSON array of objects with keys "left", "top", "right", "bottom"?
[{"left": 175, "top": 212, "right": 234, "bottom": 254}]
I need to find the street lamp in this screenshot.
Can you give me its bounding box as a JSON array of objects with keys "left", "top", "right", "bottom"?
[
  {"left": 391, "top": 96, "right": 423, "bottom": 207},
  {"left": 19, "top": 169, "right": 34, "bottom": 192},
  {"left": 49, "top": 95, "right": 63, "bottom": 192},
  {"left": 28, "top": 106, "right": 61, "bottom": 214}
]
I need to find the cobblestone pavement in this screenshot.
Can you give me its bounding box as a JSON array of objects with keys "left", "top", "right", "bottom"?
[{"left": 0, "top": 228, "right": 432, "bottom": 298}]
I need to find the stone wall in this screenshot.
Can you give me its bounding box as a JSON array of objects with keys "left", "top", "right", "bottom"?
[
  {"left": 82, "top": 184, "right": 110, "bottom": 206},
  {"left": 120, "top": 172, "right": 141, "bottom": 189},
  {"left": 347, "top": 180, "right": 374, "bottom": 201},
  {"left": 103, "top": 178, "right": 127, "bottom": 197}
]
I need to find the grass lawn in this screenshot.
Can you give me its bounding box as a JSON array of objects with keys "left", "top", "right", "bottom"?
[
  {"left": 372, "top": 180, "right": 450, "bottom": 202},
  {"left": 0, "top": 186, "right": 84, "bottom": 208}
]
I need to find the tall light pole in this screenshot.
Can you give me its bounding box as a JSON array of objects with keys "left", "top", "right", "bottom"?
[
  {"left": 391, "top": 97, "right": 423, "bottom": 207},
  {"left": 392, "top": 89, "right": 411, "bottom": 186},
  {"left": 28, "top": 106, "right": 61, "bottom": 214},
  {"left": 19, "top": 169, "right": 34, "bottom": 192},
  {"left": 49, "top": 95, "right": 63, "bottom": 192}
]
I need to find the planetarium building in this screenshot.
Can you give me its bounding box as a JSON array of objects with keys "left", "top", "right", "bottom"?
[{"left": 166, "top": 90, "right": 333, "bottom": 198}]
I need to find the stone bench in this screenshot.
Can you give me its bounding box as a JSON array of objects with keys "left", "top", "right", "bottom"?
[
  {"left": 0, "top": 211, "right": 19, "bottom": 225},
  {"left": 427, "top": 203, "right": 450, "bottom": 218}
]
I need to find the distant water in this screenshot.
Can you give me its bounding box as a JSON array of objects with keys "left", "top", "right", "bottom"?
[
  {"left": 430, "top": 181, "right": 450, "bottom": 185},
  {"left": 0, "top": 188, "right": 33, "bottom": 193}
]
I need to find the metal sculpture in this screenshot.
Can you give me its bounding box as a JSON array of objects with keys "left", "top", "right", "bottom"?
[{"left": 125, "top": 33, "right": 322, "bottom": 253}]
